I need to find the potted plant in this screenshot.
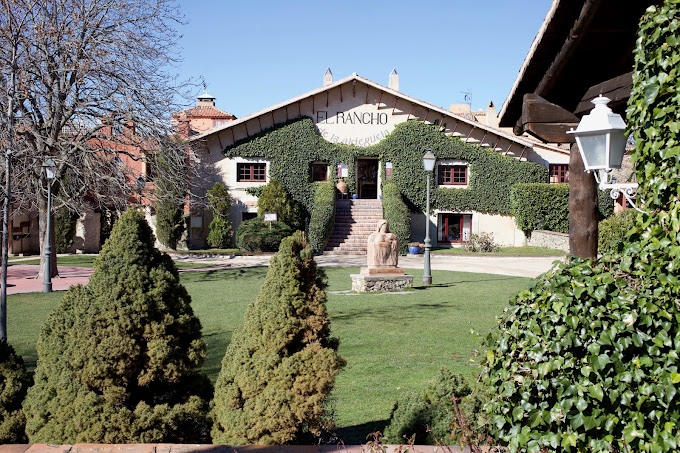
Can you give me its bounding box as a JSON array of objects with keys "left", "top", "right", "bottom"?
[{"left": 408, "top": 242, "right": 422, "bottom": 254}]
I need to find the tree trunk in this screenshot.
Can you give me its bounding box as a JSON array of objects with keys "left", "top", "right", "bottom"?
[
  {"left": 37, "top": 188, "right": 58, "bottom": 279},
  {"left": 569, "top": 143, "right": 599, "bottom": 258}
]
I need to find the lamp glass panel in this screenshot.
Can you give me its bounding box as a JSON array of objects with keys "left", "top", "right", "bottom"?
[
  {"left": 45, "top": 167, "right": 56, "bottom": 180},
  {"left": 423, "top": 153, "right": 436, "bottom": 172},
  {"left": 577, "top": 134, "right": 607, "bottom": 169},
  {"left": 607, "top": 131, "right": 627, "bottom": 169}
]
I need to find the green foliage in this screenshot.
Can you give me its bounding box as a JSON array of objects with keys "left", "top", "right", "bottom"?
[
  {"left": 598, "top": 210, "right": 638, "bottom": 255},
  {"left": 463, "top": 233, "right": 498, "bottom": 253},
  {"left": 206, "top": 182, "right": 233, "bottom": 248},
  {"left": 225, "top": 118, "right": 547, "bottom": 215},
  {"left": 23, "top": 209, "right": 210, "bottom": 444},
  {"left": 485, "top": 6, "right": 680, "bottom": 451},
  {"left": 211, "top": 231, "right": 345, "bottom": 444},
  {"left": 54, "top": 209, "right": 78, "bottom": 254},
  {"left": 384, "top": 368, "right": 482, "bottom": 445},
  {"left": 0, "top": 341, "right": 30, "bottom": 443},
  {"left": 154, "top": 151, "right": 186, "bottom": 250},
  {"left": 308, "top": 182, "right": 335, "bottom": 253},
  {"left": 511, "top": 183, "right": 614, "bottom": 233},
  {"left": 382, "top": 182, "right": 410, "bottom": 255},
  {"left": 257, "top": 179, "right": 305, "bottom": 231},
  {"left": 235, "top": 218, "right": 294, "bottom": 253}
]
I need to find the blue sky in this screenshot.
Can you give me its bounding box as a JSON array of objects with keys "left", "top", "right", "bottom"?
[{"left": 176, "top": 1, "right": 552, "bottom": 118}]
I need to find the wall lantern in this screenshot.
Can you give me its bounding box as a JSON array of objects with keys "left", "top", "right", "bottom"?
[{"left": 568, "top": 95, "right": 642, "bottom": 212}]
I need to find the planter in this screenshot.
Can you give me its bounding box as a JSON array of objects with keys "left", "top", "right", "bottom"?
[
  {"left": 336, "top": 178, "right": 348, "bottom": 195},
  {"left": 352, "top": 194, "right": 358, "bottom": 199},
  {"left": 408, "top": 246, "right": 421, "bottom": 255}
]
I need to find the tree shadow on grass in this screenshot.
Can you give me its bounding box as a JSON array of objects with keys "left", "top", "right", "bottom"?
[
  {"left": 180, "top": 266, "right": 269, "bottom": 283},
  {"left": 335, "top": 419, "right": 390, "bottom": 445}
]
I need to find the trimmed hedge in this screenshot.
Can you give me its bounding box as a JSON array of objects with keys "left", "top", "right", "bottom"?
[
  {"left": 598, "top": 209, "right": 637, "bottom": 255},
  {"left": 235, "top": 218, "right": 294, "bottom": 253},
  {"left": 308, "top": 182, "right": 335, "bottom": 253},
  {"left": 511, "top": 183, "right": 615, "bottom": 233},
  {"left": 257, "top": 180, "right": 305, "bottom": 231},
  {"left": 224, "top": 119, "right": 547, "bottom": 216},
  {"left": 382, "top": 182, "right": 410, "bottom": 255},
  {"left": 0, "top": 341, "right": 30, "bottom": 443}
]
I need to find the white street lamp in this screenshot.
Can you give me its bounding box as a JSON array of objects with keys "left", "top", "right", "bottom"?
[
  {"left": 568, "top": 95, "right": 641, "bottom": 212},
  {"left": 42, "top": 158, "right": 56, "bottom": 293},
  {"left": 422, "top": 150, "right": 436, "bottom": 286}
]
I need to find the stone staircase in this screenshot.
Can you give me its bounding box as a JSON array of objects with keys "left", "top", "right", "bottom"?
[{"left": 324, "top": 199, "right": 383, "bottom": 255}]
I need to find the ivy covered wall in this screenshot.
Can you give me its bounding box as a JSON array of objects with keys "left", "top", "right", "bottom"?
[{"left": 224, "top": 118, "right": 547, "bottom": 216}]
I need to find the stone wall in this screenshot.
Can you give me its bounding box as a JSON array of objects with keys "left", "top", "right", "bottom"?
[{"left": 527, "top": 229, "right": 569, "bottom": 252}]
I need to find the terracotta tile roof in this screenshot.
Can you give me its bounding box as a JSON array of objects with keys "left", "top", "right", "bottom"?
[{"left": 176, "top": 105, "right": 236, "bottom": 120}]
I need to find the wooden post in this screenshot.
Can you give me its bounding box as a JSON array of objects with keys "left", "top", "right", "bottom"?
[{"left": 569, "top": 143, "right": 598, "bottom": 258}]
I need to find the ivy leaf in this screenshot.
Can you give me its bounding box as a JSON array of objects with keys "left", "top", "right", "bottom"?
[
  {"left": 589, "top": 383, "right": 604, "bottom": 401},
  {"left": 643, "top": 82, "right": 660, "bottom": 105}
]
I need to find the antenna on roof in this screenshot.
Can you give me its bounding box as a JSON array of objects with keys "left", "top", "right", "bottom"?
[{"left": 461, "top": 90, "right": 472, "bottom": 108}]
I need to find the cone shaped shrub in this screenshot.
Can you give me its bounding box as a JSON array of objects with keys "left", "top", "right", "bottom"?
[
  {"left": 211, "top": 230, "right": 345, "bottom": 444},
  {"left": 0, "top": 341, "right": 31, "bottom": 443},
  {"left": 23, "top": 209, "right": 210, "bottom": 444}
]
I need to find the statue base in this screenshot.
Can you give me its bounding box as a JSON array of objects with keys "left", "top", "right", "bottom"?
[
  {"left": 351, "top": 272, "right": 414, "bottom": 293},
  {"left": 360, "top": 266, "right": 405, "bottom": 276}
]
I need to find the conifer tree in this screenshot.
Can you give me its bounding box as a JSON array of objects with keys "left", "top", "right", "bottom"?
[
  {"left": 0, "top": 341, "right": 30, "bottom": 443},
  {"left": 23, "top": 209, "right": 210, "bottom": 443},
  {"left": 211, "top": 230, "right": 344, "bottom": 444}
]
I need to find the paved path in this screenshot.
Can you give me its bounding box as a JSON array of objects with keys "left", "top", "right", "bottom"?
[{"left": 5, "top": 253, "right": 564, "bottom": 295}]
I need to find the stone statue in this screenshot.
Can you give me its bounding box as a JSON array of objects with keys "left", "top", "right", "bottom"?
[{"left": 367, "top": 219, "right": 399, "bottom": 268}]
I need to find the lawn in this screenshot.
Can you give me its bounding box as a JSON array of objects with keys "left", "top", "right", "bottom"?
[
  {"left": 6, "top": 265, "right": 532, "bottom": 443},
  {"left": 12, "top": 254, "right": 221, "bottom": 269},
  {"left": 431, "top": 245, "right": 565, "bottom": 257}
]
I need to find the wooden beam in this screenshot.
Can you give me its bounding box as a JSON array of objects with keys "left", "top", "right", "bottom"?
[
  {"left": 569, "top": 142, "right": 598, "bottom": 258},
  {"left": 518, "top": 94, "right": 579, "bottom": 143},
  {"left": 574, "top": 71, "right": 633, "bottom": 115}
]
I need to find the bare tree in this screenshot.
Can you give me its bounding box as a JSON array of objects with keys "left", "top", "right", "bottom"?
[{"left": 0, "top": 0, "right": 200, "bottom": 282}]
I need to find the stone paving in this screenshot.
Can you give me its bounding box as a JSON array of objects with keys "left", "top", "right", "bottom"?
[{"left": 4, "top": 252, "right": 564, "bottom": 295}]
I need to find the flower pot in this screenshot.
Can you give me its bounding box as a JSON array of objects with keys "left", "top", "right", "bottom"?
[
  {"left": 408, "top": 246, "right": 421, "bottom": 255},
  {"left": 336, "top": 178, "right": 348, "bottom": 195},
  {"left": 352, "top": 194, "right": 358, "bottom": 199}
]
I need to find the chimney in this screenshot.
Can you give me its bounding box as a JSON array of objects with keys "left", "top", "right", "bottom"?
[
  {"left": 389, "top": 69, "right": 399, "bottom": 91},
  {"left": 485, "top": 101, "right": 498, "bottom": 128},
  {"left": 197, "top": 91, "right": 216, "bottom": 107},
  {"left": 323, "top": 67, "right": 333, "bottom": 86}
]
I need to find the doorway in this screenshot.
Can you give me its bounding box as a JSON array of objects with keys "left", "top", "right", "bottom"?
[
  {"left": 356, "top": 158, "right": 378, "bottom": 199},
  {"left": 437, "top": 213, "right": 472, "bottom": 243}
]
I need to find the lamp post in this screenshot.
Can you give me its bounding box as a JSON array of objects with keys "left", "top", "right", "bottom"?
[
  {"left": 135, "top": 176, "right": 145, "bottom": 208},
  {"left": 422, "top": 150, "right": 436, "bottom": 285},
  {"left": 568, "top": 95, "right": 641, "bottom": 212},
  {"left": 42, "top": 158, "right": 56, "bottom": 293}
]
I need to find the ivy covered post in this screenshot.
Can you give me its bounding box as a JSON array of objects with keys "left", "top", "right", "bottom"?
[
  {"left": 206, "top": 181, "right": 233, "bottom": 248},
  {"left": 484, "top": 2, "right": 680, "bottom": 451},
  {"left": 211, "top": 231, "right": 345, "bottom": 444},
  {"left": 23, "top": 209, "right": 210, "bottom": 444}
]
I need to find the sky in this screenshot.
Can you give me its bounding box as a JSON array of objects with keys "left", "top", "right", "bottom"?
[{"left": 175, "top": 0, "right": 553, "bottom": 118}]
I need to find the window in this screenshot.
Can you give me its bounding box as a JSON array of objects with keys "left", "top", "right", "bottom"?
[
  {"left": 549, "top": 164, "right": 569, "bottom": 183},
  {"left": 237, "top": 162, "right": 266, "bottom": 182},
  {"left": 241, "top": 212, "right": 257, "bottom": 222},
  {"left": 438, "top": 165, "right": 468, "bottom": 185},
  {"left": 437, "top": 214, "right": 472, "bottom": 243},
  {"left": 312, "top": 163, "right": 328, "bottom": 182}
]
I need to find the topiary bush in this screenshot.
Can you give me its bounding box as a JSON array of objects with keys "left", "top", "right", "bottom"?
[
  {"left": 257, "top": 179, "right": 306, "bottom": 231},
  {"left": 308, "top": 182, "right": 335, "bottom": 253},
  {"left": 153, "top": 150, "right": 186, "bottom": 250},
  {"left": 0, "top": 341, "right": 31, "bottom": 444},
  {"left": 235, "top": 218, "right": 294, "bottom": 253},
  {"left": 484, "top": 2, "right": 680, "bottom": 451},
  {"left": 54, "top": 209, "right": 78, "bottom": 254},
  {"left": 206, "top": 182, "right": 233, "bottom": 248},
  {"left": 211, "top": 231, "right": 345, "bottom": 444},
  {"left": 598, "top": 209, "right": 637, "bottom": 255},
  {"left": 23, "top": 209, "right": 210, "bottom": 444},
  {"left": 511, "top": 183, "right": 614, "bottom": 233},
  {"left": 382, "top": 182, "right": 410, "bottom": 255}
]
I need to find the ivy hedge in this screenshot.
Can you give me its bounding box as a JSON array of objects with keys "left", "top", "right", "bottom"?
[
  {"left": 224, "top": 119, "right": 548, "bottom": 218},
  {"left": 308, "top": 182, "right": 335, "bottom": 253},
  {"left": 511, "top": 184, "right": 614, "bottom": 233}
]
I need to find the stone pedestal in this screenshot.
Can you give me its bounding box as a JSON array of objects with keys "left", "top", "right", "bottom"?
[{"left": 351, "top": 273, "right": 414, "bottom": 292}]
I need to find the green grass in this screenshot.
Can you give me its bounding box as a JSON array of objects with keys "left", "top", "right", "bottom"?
[
  {"left": 6, "top": 266, "right": 531, "bottom": 444},
  {"left": 11, "top": 254, "right": 223, "bottom": 270},
  {"left": 431, "top": 245, "right": 565, "bottom": 257},
  {"left": 172, "top": 248, "right": 242, "bottom": 256}
]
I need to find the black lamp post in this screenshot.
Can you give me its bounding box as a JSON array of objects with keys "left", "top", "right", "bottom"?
[
  {"left": 42, "top": 158, "right": 56, "bottom": 293},
  {"left": 422, "top": 150, "right": 436, "bottom": 285},
  {"left": 135, "top": 176, "right": 145, "bottom": 207}
]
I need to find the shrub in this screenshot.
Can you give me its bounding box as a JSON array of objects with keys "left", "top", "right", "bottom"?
[
  {"left": 153, "top": 150, "right": 186, "bottom": 250},
  {"left": 384, "top": 368, "right": 487, "bottom": 445},
  {"left": 211, "top": 231, "right": 345, "bottom": 444},
  {"left": 54, "top": 209, "right": 78, "bottom": 254},
  {"left": 511, "top": 183, "right": 614, "bottom": 233},
  {"left": 257, "top": 179, "right": 305, "bottom": 231},
  {"left": 463, "top": 233, "right": 498, "bottom": 253},
  {"left": 206, "top": 182, "right": 233, "bottom": 248},
  {"left": 308, "top": 182, "right": 335, "bottom": 253},
  {"left": 598, "top": 209, "right": 637, "bottom": 255},
  {"left": 382, "top": 182, "right": 410, "bottom": 255},
  {"left": 0, "top": 341, "right": 31, "bottom": 443},
  {"left": 23, "top": 209, "right": 210, "bottom": 443},
  {"left": 235, "top": 218, "right": 294, "bottom": 253}
]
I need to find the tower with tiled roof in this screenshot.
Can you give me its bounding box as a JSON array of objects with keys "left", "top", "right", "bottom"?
[{"left": 173, "top": 91, "right": 236, "bottom": 138}]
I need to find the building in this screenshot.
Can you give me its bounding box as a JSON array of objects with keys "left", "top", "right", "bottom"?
[{"left": 186, "top": 70, "right": 570, "bottom": 251}]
